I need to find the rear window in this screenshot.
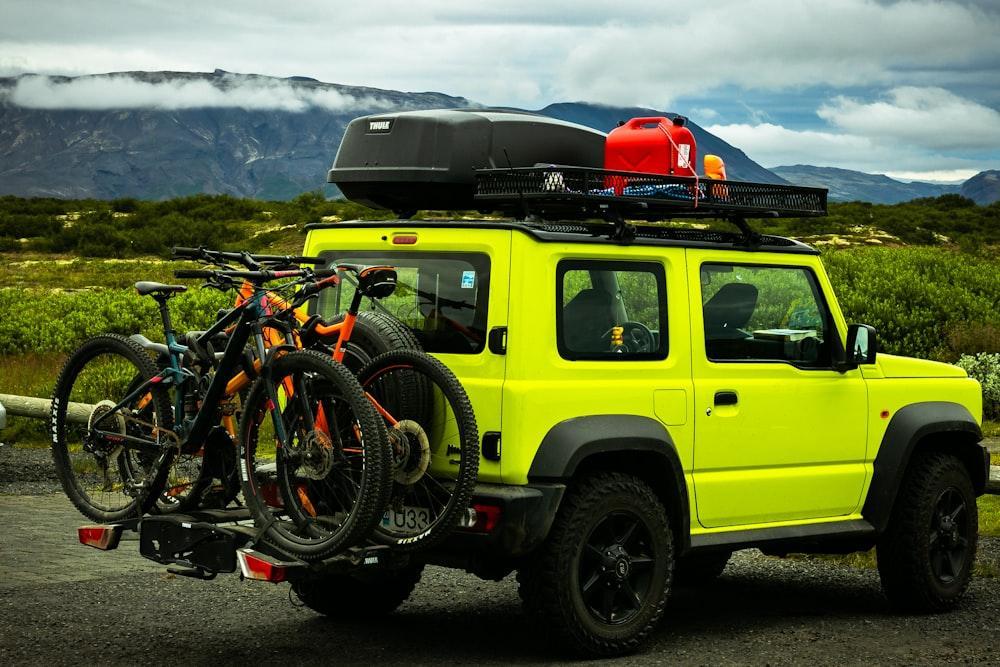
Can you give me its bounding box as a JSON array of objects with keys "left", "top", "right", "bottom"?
[{"left": 316, "top": 251, "right": 490, "bottom": 354}]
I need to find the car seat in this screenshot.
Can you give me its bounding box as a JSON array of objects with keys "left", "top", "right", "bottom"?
[
  {"left": 563, "top": 288, "right": 616, "bottom": 353},
  {"left": 703, "top": 283, "right": 758, "bottom": 339}
]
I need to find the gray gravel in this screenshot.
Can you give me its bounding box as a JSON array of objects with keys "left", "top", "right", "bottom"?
[
  {"left": 0, "top": 443, "right": 62, "bottom": 495},
  {"left": 1, "top": 445, "right": 999, "bottom": 664}
]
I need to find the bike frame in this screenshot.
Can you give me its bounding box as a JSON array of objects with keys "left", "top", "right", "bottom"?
[{"left": 90, "top": 285, "right": 301, "bottom": 457}]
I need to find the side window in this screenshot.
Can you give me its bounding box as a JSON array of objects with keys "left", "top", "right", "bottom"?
[
  {"left": 557, "top": 260, "right": 668, "bottom": 360},
  {"left": 701, "top": 263, "right": 832, "bottom": 367}
]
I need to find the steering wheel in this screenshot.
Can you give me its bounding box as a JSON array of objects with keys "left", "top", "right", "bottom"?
[{"left": 601, "top": 321, "right": 655, "bottom": 353}]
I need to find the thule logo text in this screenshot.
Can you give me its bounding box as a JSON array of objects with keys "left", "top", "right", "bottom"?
[{"left": 367, "top": 119, "right": 393, "bottom": 133}]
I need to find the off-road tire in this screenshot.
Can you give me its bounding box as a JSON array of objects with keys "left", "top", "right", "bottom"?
[
  {"left": 674, "top": 551, "right": 731, "bottom": 587},
  {"left": 293, "top": 563, "right": 424, "bottom": 620},
  {"left": 876, "top": 451, "right": 978, "bottom": 612},
  {"left": 517, "top": 473, "right": 673, "bottom": 657}
]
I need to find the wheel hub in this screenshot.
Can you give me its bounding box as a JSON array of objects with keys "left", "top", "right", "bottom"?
[
  {"left": 294, "top": 430, "right": 334, "bottom": 480},
  {"left": 85, "top": 400, "right": 126, "bottom": 455},
  {"left": 602, "top": 545, "right": 632, "bottom": 583},
  {"left": 389, "top": 420, "right": 430, "bottom": 485}
]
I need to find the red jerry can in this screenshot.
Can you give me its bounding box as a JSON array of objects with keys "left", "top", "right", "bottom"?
[{"left": 604, "top": 116, "right": 697, "bottom": 192}]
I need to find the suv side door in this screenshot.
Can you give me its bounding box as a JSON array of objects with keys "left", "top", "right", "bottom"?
[{"left": 687, "top": 250, "right": 868, "bottom": 528}]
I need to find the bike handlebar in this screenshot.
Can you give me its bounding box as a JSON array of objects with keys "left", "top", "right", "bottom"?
[{"left": 171, "top": 246, "right": 325, "bottom": 268}]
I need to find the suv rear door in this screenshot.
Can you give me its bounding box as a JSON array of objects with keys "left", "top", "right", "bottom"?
[{"left": 304, "top": 225, "right": 511, "bottom": 484}]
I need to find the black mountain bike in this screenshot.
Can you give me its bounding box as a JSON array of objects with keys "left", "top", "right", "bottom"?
[{"left": 51, "top": 267, "right": 391, "bottom": 561}]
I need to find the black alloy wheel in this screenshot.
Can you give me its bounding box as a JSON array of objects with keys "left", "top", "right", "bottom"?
[
  {"left": 929, "top": 486, "right": 971, "bottom": 585},
  {"left": 579, "top": 510, "right": 656, "bottom": 624}
]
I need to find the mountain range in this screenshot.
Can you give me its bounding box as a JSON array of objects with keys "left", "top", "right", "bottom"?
[{"left": 0, "top": 70, "right": 996, "bottom": 205}]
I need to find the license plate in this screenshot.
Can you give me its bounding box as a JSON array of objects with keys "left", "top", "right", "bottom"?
[{"left": 381, "top": 506, "right": 431, "bottom": 533}]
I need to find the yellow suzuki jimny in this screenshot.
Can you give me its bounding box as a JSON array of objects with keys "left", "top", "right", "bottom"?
[
  {"left": 298, "top": 109, "right": 989, "bottom": 656},
  {"left": 71, "top": 109, "right": 988, "bottom": 659}
]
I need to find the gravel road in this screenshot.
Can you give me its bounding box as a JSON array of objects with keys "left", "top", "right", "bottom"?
[{"left": 1, "top": 443, "right": 999, "bottom": 665}]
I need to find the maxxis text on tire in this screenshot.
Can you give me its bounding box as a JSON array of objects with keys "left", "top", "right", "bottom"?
[{"left": 50, "top": 333, "right": 174, "bottom": 523}]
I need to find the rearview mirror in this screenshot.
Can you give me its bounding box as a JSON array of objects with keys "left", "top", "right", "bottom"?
[{"left": 837, "top": 324, "right": 877, "bottom": 372}]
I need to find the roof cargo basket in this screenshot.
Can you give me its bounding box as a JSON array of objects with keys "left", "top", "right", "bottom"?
[
  {"left": 474, "top": 166, "right": 828, "bottom": 222},
  {"left": 328, "top": 109, "right": 606, "bottom": 215}
]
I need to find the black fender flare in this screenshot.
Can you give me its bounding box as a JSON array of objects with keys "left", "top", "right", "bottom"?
[
  {"left": 528, "top": 414, "right": 691, "bottom": 552},
  {"left": 862, "top": 401, "right": 985, "bottom": 534}
]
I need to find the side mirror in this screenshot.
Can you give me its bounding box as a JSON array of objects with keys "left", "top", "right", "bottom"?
[{"left": 837, "top": 324, "right": 877, "bottom": 372}]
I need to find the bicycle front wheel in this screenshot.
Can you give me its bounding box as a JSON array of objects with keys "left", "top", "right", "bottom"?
[
  {"left": 50, "top": 334, "right": 175, "bottom": 523},
  {"left": 358, "top": 349, "right": 479, "bottom": 552},
  {"left": 239, "top": 350, "right": 391, "bottom": 561}
]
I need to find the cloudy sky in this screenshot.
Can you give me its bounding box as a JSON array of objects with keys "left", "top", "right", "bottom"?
[{"left": 2, "top": 0, "right": 999, "bottom": 181}]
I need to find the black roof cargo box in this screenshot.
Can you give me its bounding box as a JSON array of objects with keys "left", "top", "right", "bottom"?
[{"left": 328, "top": 109, "right": 606, "bottom": 214}]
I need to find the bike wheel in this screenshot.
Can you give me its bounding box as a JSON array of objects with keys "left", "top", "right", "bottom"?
[
  {"left": 239, "top": 350, "right": 391, "bottom": 561},
  {"left": 358, "top": 349, "right": 479, "bottom": 552},
  {"left": 50, "top": 334, "right": 175, "bottom": 523}
]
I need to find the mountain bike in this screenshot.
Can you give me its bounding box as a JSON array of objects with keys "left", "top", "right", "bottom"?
[
  {"left": 172, "top": 247, "right": 481, "bottom": 551},
  {"left": 51, "top": 267, "right": 391, "bottom": 561}
]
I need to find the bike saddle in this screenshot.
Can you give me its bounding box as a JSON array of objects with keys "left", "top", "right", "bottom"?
[
  {"left": 135, "top": 281, "right": 188, "bottom": 297},
  {"left": 357, "top": 266, "right": 397, "bottom": 299}
]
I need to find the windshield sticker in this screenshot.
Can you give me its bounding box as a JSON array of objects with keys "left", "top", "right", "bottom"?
[{"left": 461, "top": 270, "right": 475, "bottom": 289}]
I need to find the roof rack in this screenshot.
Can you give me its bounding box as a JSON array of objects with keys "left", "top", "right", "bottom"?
[{"left": 474, "top": 165, "right": 827, "bottom": 243}]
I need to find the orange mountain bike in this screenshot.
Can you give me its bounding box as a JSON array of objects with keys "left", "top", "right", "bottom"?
[{"left": 171, "top": 248, "right": 480, "bottom": 552}]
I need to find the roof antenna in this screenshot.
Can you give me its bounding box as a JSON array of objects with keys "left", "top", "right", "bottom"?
[{"left": 503, "top": 148, "right": 530, "bottom": 221}]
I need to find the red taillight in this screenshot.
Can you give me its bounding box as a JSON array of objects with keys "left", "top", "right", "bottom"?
[
  {"left": 460, "top": 503, "right": 501, "bottom": 533},
  {"left": 237, "top": 549, "right": 288, "bottom": 583},
  {"left": 78, "top": 525, "right": 124, "bottom": 550},
  {"left": 392, "top": 234, "right": 418, "bottom": 245}
]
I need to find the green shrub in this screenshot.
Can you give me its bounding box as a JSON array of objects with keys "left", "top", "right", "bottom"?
[
  {"left": 0, "top": 287, "right": 229, "bottom": 355},
  {"left": 956, "top": 353, "right": 1000, "bottom": 419},
  {"left": 824, "top": 247, "right": 1000, "bottom": 360}
]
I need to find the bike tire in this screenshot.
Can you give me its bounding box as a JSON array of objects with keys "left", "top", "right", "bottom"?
[
  {"left": 50, "top": 334, "right": 175, "bottom": 523},
  {"left": 358, "top": 349, "right": 479, "bottom": 552},
  {"left": 239, "top": 350, "right": 391, "bottom": 561}
]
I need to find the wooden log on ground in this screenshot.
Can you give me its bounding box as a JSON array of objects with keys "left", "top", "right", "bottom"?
[{"left": 0, "top": 394, "right": 93, "bottom": 423}]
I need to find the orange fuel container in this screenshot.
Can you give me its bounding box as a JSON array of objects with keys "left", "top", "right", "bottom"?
[{"left": 604, "top": 116, "right": 698, "bottom": 178}]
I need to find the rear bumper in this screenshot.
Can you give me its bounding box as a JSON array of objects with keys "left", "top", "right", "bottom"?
[{"left": 440, "top": 482, "right": 565, "bottom": 558}]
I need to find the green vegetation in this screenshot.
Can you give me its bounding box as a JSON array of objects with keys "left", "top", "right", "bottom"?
[
  {"left": 753, "top": 195, "right": 1000, "bottom": 248},
  {"left": 0, "top": 192, "right": 388, "bottom": 257},
  {"left": 823, "top": 247, "right": 1000, "bottom": 361}
]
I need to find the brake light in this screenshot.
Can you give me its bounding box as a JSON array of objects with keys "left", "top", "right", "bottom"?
[
  {"left": 78, "top": 525, "right": 124, "bottom": 550},
  {"left": 392, "top": 234, "right": 418, "bottom": 245},
  {"left": 236, "top": 549, "right": 289, "bottom": 583},
  {"left": 459, "top": 503, "right": 502, "bottom": 533}
]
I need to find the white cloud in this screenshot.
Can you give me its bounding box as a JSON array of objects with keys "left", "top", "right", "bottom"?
[
  {"left": 2, "top": 74, "right": 395, "bottom": 112},
  {"left": 883, "top": 169, "right": 981, "bottom": 183},
  {"left": 818, "top": 87, "right": 1000, "bottom": 151},
  {"left": 1, "top": 1, "right": 998, "bottom": 109},
  {"left": 707, "top": 121, "right": 998, "bottom": 175},
  {"left": 708, "top": 123, "right": 876, "bottom": 166}
]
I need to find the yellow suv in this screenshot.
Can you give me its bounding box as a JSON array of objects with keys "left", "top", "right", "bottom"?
[
  {"left": 307, "top": 112, "right": 989, "bottom": 655},
  {"left": 300, "top": 211, "right": 986, "bottom": 655}
]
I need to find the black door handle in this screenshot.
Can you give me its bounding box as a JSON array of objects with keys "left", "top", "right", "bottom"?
[{"left": 714, "top": 391, "right": 738, "bottom": 406}]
